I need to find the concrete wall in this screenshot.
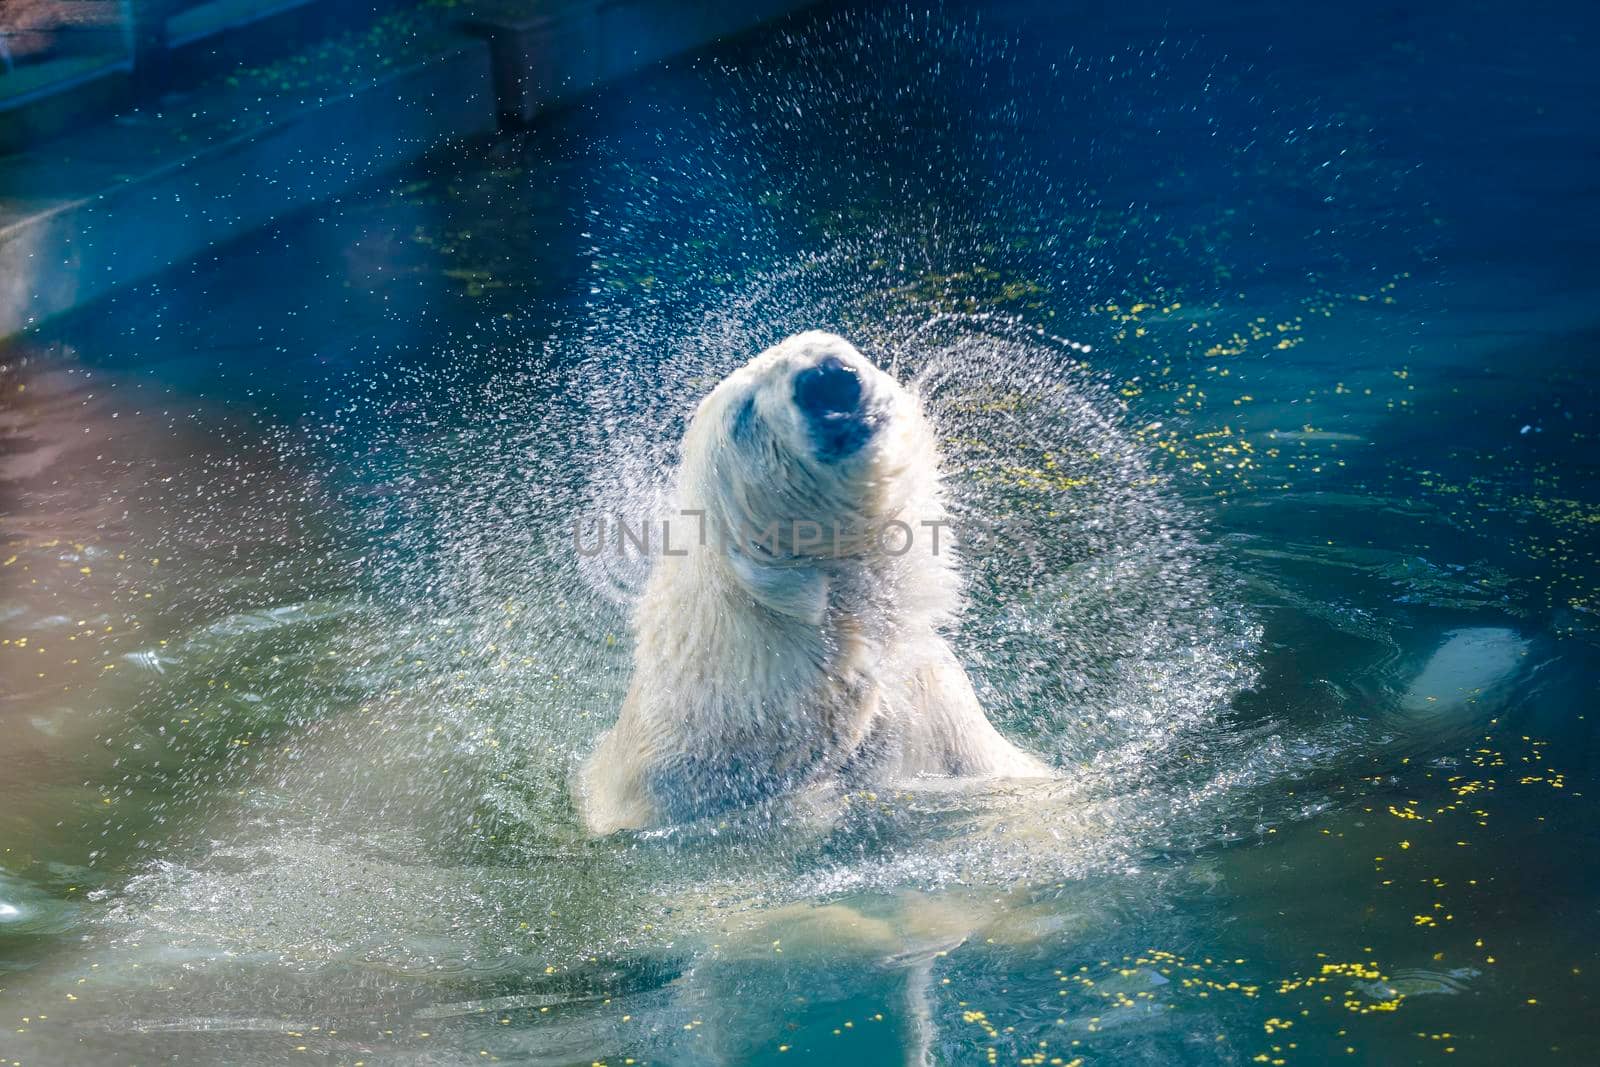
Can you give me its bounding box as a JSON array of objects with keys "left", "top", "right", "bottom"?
[{"left": 0, "top": 0, "right": 813, "bottom": 341}]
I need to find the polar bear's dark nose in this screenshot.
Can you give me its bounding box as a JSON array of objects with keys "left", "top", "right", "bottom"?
[
  {"left": 794, "top": 356, "right": 862, "bottom": 418},
  {"left": 794, "top": 357, "right": 874, "bottom": 460}
]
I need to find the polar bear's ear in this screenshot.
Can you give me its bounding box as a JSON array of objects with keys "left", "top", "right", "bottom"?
[{"left": 727, "top": 551, "right": 829, "bottom": 624}]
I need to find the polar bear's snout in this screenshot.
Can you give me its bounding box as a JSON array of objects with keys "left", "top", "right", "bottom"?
[
  {"left": 794, "top": 355, "right": 862, "bottom": 418},
  {"left": 793, "top": 354, "right": 877, "bottom": 461}
]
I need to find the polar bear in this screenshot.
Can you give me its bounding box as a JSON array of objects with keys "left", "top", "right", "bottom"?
[{"left": 576, "top": 331, "right": 1050, "bottom": 834}]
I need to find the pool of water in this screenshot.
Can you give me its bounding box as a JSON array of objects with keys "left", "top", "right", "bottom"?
[{"left": 2, "top": 1, "right": 1598, "bottom": 1064}]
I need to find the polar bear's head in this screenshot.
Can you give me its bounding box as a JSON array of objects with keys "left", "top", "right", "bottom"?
[{"left": 673, "top": 332, "right": 947, "bottom": 618}]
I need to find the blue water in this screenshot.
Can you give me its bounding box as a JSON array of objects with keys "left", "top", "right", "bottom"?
[{"left": 2, "top": 1, "right": 1598, "bottom": 1064}]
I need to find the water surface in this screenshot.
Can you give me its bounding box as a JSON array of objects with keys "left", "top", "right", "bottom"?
[{"left": 2, "top": 2, "right": 1598, "bottom": 1064}]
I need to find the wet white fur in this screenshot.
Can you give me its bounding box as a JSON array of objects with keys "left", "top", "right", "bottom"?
[{"left": 576, "top": 332, "right": 1049, "bottom": 834}]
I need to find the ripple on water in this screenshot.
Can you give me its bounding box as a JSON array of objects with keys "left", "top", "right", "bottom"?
[{"left": 0, "top": 872, "right": 81, "bottom": 938}]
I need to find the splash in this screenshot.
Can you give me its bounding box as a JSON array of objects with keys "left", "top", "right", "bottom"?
[
  {"left": 194, "top": 4, "right": 1283, "bottom": 923},
  {"left": 295, "top": 235, "right": 1257, "bottom": 903}
]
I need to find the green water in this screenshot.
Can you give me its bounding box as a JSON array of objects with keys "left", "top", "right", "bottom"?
[{"left": 2, "top": 2, "right": 1598, "bottom": 1065}]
